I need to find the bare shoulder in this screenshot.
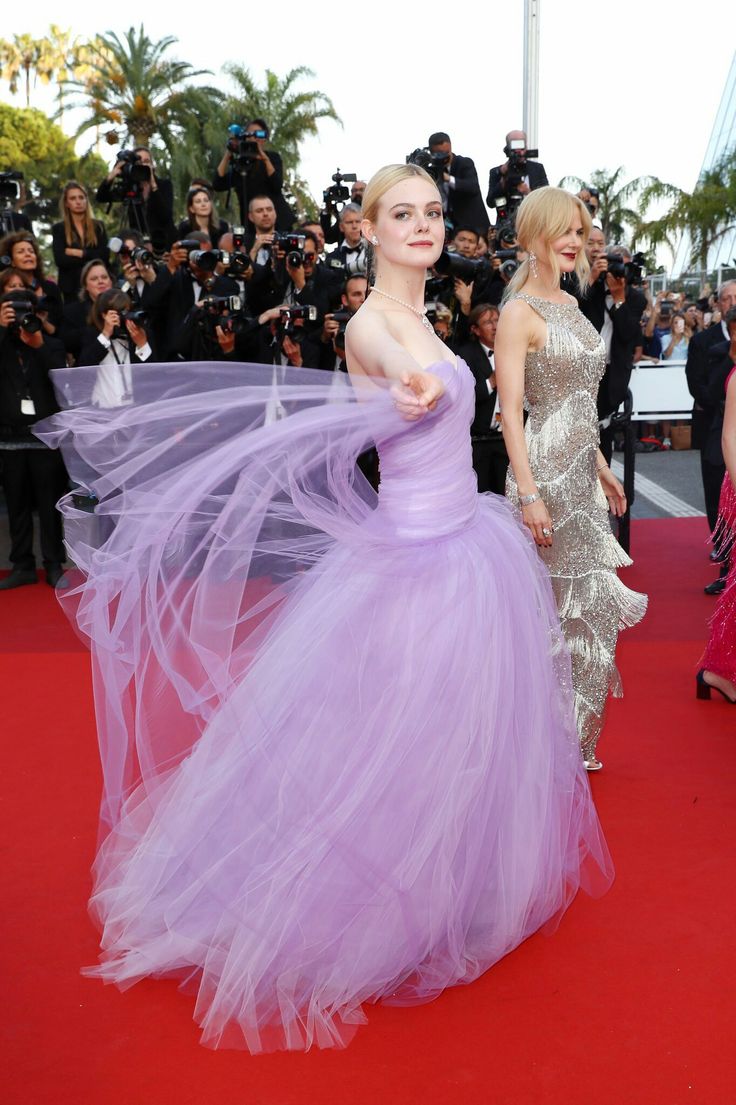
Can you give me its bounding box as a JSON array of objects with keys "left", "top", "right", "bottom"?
[{"left": 498, "top": 296, "right": 536, "bottom": 327}]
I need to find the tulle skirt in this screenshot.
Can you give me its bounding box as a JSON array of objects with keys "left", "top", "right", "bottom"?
[{"left": 37, "top": 362, "right": 613, "bottom": 1052}]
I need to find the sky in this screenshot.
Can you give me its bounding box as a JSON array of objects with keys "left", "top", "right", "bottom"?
[{"left": 3, "top": 0, "right": 735, "bottom": 258}]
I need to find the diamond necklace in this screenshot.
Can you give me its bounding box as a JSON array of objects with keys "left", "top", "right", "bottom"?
[{"left": 371, "top": 286, "right": 434, "bottom": 332}]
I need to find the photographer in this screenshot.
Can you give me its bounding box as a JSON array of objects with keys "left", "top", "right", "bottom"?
[
  {"left": 77, "top": 288, "right": 155, "bottom": 406},
  {"left": 247, "top": 229, "right": 333, "bottom": 322},
  {"left": 51, "top": 181, "right": 108, "bottom": 303},
  {"left": 455, "top": 303, "right": 509, "bottom": 494},
  {"left": 143, "top": 231, "right": 241, "bottom": 360},
  {"left": 426, "top": 132, "right": 489, "bottom": 235},
  {"left": 332, "top": 204, "right": 368, "bottom": 276},
  {"left": 487, "top": 130, "right": 548, "bottom": 205},
  {"left": 319, "top": 172, "right": 364, "bottom": 246},
  {"left": 96, "top": 147, "right": 176, "bottom": 256},
  {"left": 211, "top": 118, "right": 293, "bottom": 231},
  {"left": 0, "top": 170, "right": 31, "bottom": 236},
  {"left": 575, "top": 229, "right": 646, "bottom": 462},
  {"left": 0, "top": 287, "right": 68, "bottom": 590},
  {"left": 0, "top": 230, "right": 64, "bottom": 335},
  {"left": 110, "top": 229, "right": 158, "bottom": 306},
  {"left": 304, "top": 274, "right": 367, "bottom": 373}
]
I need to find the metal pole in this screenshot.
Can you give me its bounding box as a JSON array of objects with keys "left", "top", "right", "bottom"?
[{"left": 523, "top": 0, "right": 540, "bottom": 147}]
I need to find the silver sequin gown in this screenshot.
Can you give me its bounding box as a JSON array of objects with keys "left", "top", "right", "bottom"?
[{"left": 505, "top": 293, "right": 647, "bottom": 761}]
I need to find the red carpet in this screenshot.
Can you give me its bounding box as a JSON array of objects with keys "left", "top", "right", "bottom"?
[{"left": 3, "top": 518, "right": 735, "bottom": 1105}]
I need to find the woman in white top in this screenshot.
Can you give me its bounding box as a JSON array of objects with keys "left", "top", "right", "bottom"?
[{"left": 78, "top": 288, "right": 154, "bottom": 408}]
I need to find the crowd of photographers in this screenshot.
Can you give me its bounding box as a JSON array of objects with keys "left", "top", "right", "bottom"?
[{"left": 0, "top": 125, "right": 733, "bottom": 591}]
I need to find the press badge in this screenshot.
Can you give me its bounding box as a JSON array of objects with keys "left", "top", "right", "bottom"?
[{"left": 21, "top": 398, "right": 36, "bottom": 416}]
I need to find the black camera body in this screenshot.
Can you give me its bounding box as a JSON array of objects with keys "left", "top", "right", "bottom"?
[
  {"left": 273, "top": 232, "right": 307, "bottom": 268},
  {"left": 331, "top": 307, "right": 352, "bottom": 344},
  {"left": 434, "top": 249, "right": 490, "bottom": 286},
  {"left": 0, "top": 170, "right": 24, "bottom": 204},
  {"left": 111, "top": 308, "right": 149, "bottom": 340},
  {"left": 323, "top": 169, "right": 357, "bottom": 210},
  {"left": 227, "top": 125, "right": 267, "bottom": 173},
  {"left": 277, "top": 304, "right": 318, "bottom": 342},
  {"left": 108, "top": 237, "right": 154, "bottom": 267},
  {"left": 107, "top": 151, "right": 151, "bottom": 203},
  {"left": 406, "top": 148, "right": 448, "bottom": 184},
  {"left": 603, "top": 251, "right": 646, "bottom": 286},
  {"left": 6, "top": 296, "right": 42, "bottom": 334},
  {"left": 193, "top": 293, "right": 245, "bottom": 335}
]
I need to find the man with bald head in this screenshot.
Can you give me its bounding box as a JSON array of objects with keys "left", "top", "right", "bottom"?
[{"left": 487, "top": 129, "right": 548, "bottom": 206}]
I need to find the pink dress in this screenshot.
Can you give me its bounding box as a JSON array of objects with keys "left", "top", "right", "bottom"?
[{"left": 700, "top": 367, "right": 736, "bottom": 683}]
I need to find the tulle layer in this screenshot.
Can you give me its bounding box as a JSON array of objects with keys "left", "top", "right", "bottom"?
[{"left": 36, "top": 361, "right": 613, "bottom": 1052}]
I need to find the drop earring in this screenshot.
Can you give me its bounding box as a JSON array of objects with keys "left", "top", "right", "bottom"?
[
  {"left": 529, "top": 252, "right": 538, "bottom": 278},
  {"left": 371, "top": 236, "right": 379, "bottom": 245}
]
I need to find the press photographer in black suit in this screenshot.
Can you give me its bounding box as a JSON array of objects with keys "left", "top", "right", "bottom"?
[
  {"left": 427, "top": 132, "right": 490, "bottom": 235},
  {"left": 575, "top": 228, "right": 646, "bottom": 462},
  {"left": 0, "top": 288, "right": 67, "bottom": 590},
  {"left": 686, "top": 281, "right": 736, "bottom": 537},
  {"left": 96, "top": 148, "right": 176, "bottom": 256},
  {"left": 487, "top": 130, "right": 548, "bottom": 206},
  {"left": 455, "top": 304, "right": 509, "bottom": 494},
  {"left": 211, "top": 118, "right": 293, "bottom": 232}
]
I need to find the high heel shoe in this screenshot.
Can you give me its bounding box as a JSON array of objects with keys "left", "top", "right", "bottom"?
[
  {"left": 696, "top": 669, "right": 736, "bottom": 703},
  {"left": 583, "top": 755, "right": 603, "bottom": 772}
]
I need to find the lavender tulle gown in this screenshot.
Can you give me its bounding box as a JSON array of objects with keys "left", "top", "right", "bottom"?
[{"left": 38, "top": 356, "right": 612, "bottom": 1053}]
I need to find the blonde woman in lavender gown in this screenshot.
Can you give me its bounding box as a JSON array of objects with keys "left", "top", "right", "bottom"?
[
  {"left": 37, "top": 167, "right": 613, "bottom": 1054},
  {"left": 496, "top": 187, "right": 647, "bottom": 771}
]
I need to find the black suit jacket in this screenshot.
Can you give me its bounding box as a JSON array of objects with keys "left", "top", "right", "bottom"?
[
  {"left": 702, "top": 340, "right": 734, "bottom": 466},
  {"left": 455, "top": 340, "right": 499, "bottom": 436},
  {"left": 576, "top": 280, "right": 646, "bottom": 417},
  {"left": 51, "top": 221, "right": 109, "bottom": 301},
  {"left": 211, "top": 150, "right": 293, "bottom": 231},
  {"left": 96, "top": 177, "right": 176, "bottom": 255},
  {"left": 686, "top": 322, "right": 730, "bottom": 449},
  {"left": 487, "top": 160, "right": 548, "bottom": 205},
  {"left": 447, "top": 155, "right": 490, "bottom": 234}
]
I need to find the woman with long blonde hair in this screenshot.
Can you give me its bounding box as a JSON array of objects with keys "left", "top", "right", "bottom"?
[
  {"left": 496, "top": 186, "right": 647, "bottom": 770},
  {"left": 51, "top": 181, "right": 108, "bottom": 303},
  {"left": 38, "top": 165, "right": 612, "bottom": 1053}
]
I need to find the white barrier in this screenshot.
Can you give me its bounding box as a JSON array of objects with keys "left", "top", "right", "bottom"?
[{"left": 626, "top": 360, "right": 692, "bottom": 422}]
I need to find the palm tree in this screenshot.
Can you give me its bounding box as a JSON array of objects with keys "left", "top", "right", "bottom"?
[
  {"left": 0, "top": 33, "right": 59, "bottom": 107},
  {"left": 559, "top": 166, "right": 662, "bottom": 244},
  {"left": 223, "top": 65, "right": 341, "bottom": 176},
  {"left": 635, "top": 149, "right": 736, "bottom": 270},
  {"left": 63, "top": 25, "right": 217, "bottom": 151}
]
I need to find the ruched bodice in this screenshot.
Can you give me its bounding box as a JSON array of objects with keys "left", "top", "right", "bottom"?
[
  {"left": 375, "top": 359, "right": 479, "bottom": 540},
  {"left": 505, "top": 293, "right": 646, "bottom": 760}
]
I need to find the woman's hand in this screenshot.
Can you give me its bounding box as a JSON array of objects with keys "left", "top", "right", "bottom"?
[
  {"left": 392, "top": 370, "right": 444, "bottom": 421},
  {"left": 125, "top": 319, "right": 148, "bottom": 349},
  {"left": 102, "top": 310, "right": 120, "bottom": 339},
  {"left": 521, "top": 497, "right": 554, "bottom": 548},
  {"left": 598, "top": 465, "right": 626, "bottom": 516}
]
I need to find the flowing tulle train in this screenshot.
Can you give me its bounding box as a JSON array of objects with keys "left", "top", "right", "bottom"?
[{"left": 37, "top": 359, "right": 612, "bottom": 1052}]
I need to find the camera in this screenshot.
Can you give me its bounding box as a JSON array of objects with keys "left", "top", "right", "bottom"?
[
  {"left": 331, "top": 308, "right": 352, "bottom": 344},
  {"left": 106, "top": 151, "right": 152, "bottom": 203},
  {"left": 491, "top": 248, "right": 520, "bottom": 281},
  {"left": 434, "top": 249, "right": 489, "bottom": 285},
  {"left": 226, "top": 125, "right": 267, "bottom": 173},
  {"left": 603, "top": 251, "right": 646, "bottom": 286},
  {"left": 192, "top": 293, "right": 246, "bottom": 335},
  {"left": 406, "top": 148, "right": 449, "bottom": 184},
  {"left": 495, "top": 141, "right": 541, "bottom": 222},
  {"left": 108, "top": 237, "right": 154, "bottom": 266},
  {"left": 0, "top": 170, "right": 24, "bottom": 203},
  {"left": 111, "top": 308, "right": 149, "bottom": 339},
  {"left": 5, "top": 296, "right": 42, "bottom": 334},
  {"left": 277, "top": 304, "right": 318, "bottom": 342},
  {"left": 272, "top": 232, "right": 307, "bottom": 267},
  {"left": 323, "top": 169, "right": 357, "bottom": 211},
  {"left": 189, "top": 248, "right": 252, "bottom": 277}
]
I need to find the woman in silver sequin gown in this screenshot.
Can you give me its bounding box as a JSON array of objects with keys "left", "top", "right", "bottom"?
[{"left": 496, "top": 188, "right": 647, "bottom": 770}]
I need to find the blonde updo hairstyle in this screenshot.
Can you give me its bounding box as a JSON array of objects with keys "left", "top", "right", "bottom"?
[
  {"left": 505, "top": 186, "right": 592, "bottom": 298},
  {"left": 361, "top": 163, "right": 442, "bottom": 283}
]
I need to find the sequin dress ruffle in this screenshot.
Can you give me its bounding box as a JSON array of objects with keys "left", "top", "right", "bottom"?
[{"left": 505, "top": 294, "right": 647, "bottom": 760}]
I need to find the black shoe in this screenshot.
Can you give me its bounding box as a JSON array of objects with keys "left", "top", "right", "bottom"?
[
  {"left": 704, "top": 576, "right": 727, "bottom": 596},
  {"left": 0, "top": 568, "right": 38, "bottom": 591},
  {"left": 45, "top": 565, "right": 69, "bottom": 590}
]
